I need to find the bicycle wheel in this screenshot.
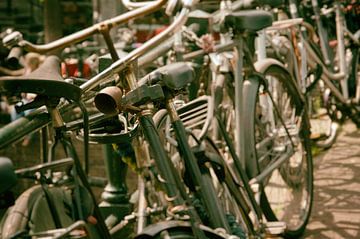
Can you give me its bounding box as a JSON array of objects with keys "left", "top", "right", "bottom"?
[
  {"left": 0, "top": 185, "right": 75, "bottom": 238},
  {"left": 243, "top": 62, "right": 313, "bottom": 238}
]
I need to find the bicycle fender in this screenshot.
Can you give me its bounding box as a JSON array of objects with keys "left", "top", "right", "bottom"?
[
  {"left": 135, "top": 220, "right": 190, "bottom": 239},
  {"left": 134, "top": 220, "right": 224, "bottom": 239},
  {"left": 254, "top": 58, "right": 305, "bottom": 113},
  {"left": 242, "top": 75, "right": 261, "bottom": 178},
  {"left": 254, "top": 58, "right": 285, "bottom": 74}
]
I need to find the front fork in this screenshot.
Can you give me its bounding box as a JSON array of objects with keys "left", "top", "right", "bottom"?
[
  {"left": 166, "top": 98, "right": 231, "bottom": 232},
  {"left": 138, "top": 110, "right": 209, "bottom": 239}
]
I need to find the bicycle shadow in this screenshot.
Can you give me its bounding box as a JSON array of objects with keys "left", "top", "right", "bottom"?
[{"left": 302, "top": 121, "right": 360, "bottom": 239}]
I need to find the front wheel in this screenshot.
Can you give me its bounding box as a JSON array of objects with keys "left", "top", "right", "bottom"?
[{"left": 243, "top": 63, "right": 314, "bottom": 238}]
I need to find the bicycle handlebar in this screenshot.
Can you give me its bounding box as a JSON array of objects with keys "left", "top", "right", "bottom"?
[
  {"left": 122, "top": 0, "right": 159, "bottom": 9},
  {"left": 122, "top": 0, "right": 192, "bottom": 13},
  {"left": 80, "top": 3, "right": 193, "bottom": 94},
  {"left": 2, "top": 0, "right": 167, "bottom": 53}
]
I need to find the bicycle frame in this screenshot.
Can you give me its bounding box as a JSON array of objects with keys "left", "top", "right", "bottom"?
[
  {"left": 211, "top": 2, "right": 309, "bottom": 234},
  {"left": 162, "top": 15, "right": 287, "bottom": 237},
  {"left": 87, "top": 0, "right": 234, "bottom": 237}
]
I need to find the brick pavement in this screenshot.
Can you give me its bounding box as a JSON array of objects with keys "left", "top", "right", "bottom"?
[{"left": 303, "top": 121, "right": 360, "bottom": 239}]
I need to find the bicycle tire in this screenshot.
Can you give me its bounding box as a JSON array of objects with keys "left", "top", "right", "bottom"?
[
  {"left": 243, "top": 62, "right": 313, "bottom": 238},
  {"left": 0, "top": 185, "right": 75, "bottom": 238}
]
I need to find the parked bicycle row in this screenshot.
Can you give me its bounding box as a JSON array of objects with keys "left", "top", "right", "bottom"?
[{"left": 0, "top": 0, "right": 358, "bottom": 238}]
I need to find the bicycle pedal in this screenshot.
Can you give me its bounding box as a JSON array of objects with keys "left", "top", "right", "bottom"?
[{"left": 264, "top": 221, "right": 286, "bottom": 236}]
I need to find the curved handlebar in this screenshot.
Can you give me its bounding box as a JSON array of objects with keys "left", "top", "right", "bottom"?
[
  {"left": 122, "top": 0, "right": 158, "bottom": 9},
  {"left": 80, "top": 5, "right": 192, "bottom": 94},
  {"left": 6, "top": 0, "right": 167, "bottom": 54}
]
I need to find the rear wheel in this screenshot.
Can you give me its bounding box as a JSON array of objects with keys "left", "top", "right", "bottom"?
[
  {"left": 0, "top": 185, "right": 75, "bottom": 238},
  {"left": 243, "top": 63, "right": 313, "bottom": 237}
]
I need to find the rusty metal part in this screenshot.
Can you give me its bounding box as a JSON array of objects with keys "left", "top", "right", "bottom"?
[{"left": 18, "top": 0, "right": 167, "bottom": 54}]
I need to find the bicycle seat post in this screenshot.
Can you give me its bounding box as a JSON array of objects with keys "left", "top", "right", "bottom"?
[{"left": 47, "top": 104, "right": 65, "bottom": 163}]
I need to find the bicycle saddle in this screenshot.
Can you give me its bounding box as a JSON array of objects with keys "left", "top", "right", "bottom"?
[
  {"left": 256, "top": 0, "right": 284, "bottom": 8},
  {"left": 0, "top": 157, "right": 17, "bottom": 193},
  {"left": 0, "top": 56, "right": 81, "bottom": 102},
  {"left": 139, "top": 62, "right": 195, "bottom": 91},
  {"left": 224, "top": 10, "right": 273, "bottom": 32}
]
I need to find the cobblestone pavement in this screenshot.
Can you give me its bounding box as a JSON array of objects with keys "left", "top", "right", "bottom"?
[{"left": 302, "top": 121, "right": 360, "bottom": 238}]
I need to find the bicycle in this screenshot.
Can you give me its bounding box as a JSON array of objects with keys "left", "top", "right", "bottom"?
[
  {"left": 195, "top": 2, "right": 314, "bottom": 237},
  {"left": 140, "top": 0, "right": 314, "bottom": 237}
]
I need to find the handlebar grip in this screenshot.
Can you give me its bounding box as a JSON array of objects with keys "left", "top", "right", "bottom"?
[{"left": 2, "top": 31, "right": 23, "bottom": 49}]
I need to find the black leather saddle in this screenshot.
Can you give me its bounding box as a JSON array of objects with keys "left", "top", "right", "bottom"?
[
  {"left": 224, "top": 10, "right": 273, "bottom": 32},
  {"left": 139, "top": 62, "right": 195, "bottom": 91}
]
